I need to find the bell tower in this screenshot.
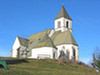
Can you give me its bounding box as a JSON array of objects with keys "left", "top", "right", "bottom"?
[{"left": 54, "top": 5, "right": 72, "bottom": 32}]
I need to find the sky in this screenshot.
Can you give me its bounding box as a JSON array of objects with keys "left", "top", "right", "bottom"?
[{"left": 0, "top": 0, "right": 100, "bottom": 64}]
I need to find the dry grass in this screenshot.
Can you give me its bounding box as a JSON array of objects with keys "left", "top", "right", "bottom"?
[
  {"left": 0, "top": 57, "right": 99, "bottom": 75},
  {"left": 58, "top": 57, "right": 96, "bottom": 71}
]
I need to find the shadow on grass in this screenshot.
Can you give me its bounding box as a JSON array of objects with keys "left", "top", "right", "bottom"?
[
  {"left": 0, "top": 64, "right": 4, "bottom": 69},
  {"left": 0, "top": 59, "right": 29, "bottom": 70},
  {"left": 6, "top": 59, "right": 29, "bottom": 65}
]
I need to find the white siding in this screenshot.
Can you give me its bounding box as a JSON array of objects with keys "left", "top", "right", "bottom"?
[
  {"left": 31, "top": 47, "right": 57, "bottom": 59},
  {"left": 56, "top": 44, "right": 79, "bottom": 61},
  {"left": 54, "top": 17, "right": 72, "bottom": 32},
  {"left": 12, "top": 37, "right": 21, "bottom": 57}
]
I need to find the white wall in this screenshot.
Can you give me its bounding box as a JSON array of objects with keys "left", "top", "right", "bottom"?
[
  {"left": 56, "top": 44, "right": 79, "bottom": 61},
  {"left": 12, "top": 37, "right": 21, "bottom": 57},
  {"left": 31, "top": 47, "right": 57, "bottom": 59},
  {"left": 54, "top": 17, "right": 72, "bottom": 32}
]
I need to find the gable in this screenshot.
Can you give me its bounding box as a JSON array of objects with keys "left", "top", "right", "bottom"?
[
  {"left": 12, "top": 37, "right": 21, "bottom": 49},
  {"left": 17, "top": 36, "right": 29, "bottom": 47},
  {"left": 33, "top": 34, "right": 56, "bottom": 48},
  {"left": 27, "top": 29, "right": 53, "bottom": 50}
]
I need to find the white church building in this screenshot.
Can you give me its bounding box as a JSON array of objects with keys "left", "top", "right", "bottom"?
[{"left": 11, "top": 6, "right": 79, "bottom": 61}]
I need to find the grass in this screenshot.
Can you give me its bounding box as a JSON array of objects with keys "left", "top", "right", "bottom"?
[{"left": 0, "top": 57, "right": 99, "bottom": 75}]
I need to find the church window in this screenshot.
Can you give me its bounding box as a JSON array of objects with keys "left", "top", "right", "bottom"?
[
  {"left": 53, "top": 52, "right": 55, "bottom": 59},
  {"left": 66, "top": 50, "right": 70, "bottom": 59},
  {"left": 17, "top": 48, "right": 20, "bottom": 58},
  {"left": 66, "top": 21, "right": 68, "bottom": 28},
  {"left": 58, "top": 21, "right": 61, "bottom": 28},
  {"left": 73, "top": 48, "right": 76, "bottom": 60}
]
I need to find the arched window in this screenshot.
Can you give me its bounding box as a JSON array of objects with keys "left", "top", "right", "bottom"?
[
  {"left": 58, "top": 21, "right": 61, "bottom": 28},
  {"left": 73, "top": 48, "right": 76, "bottom": 60},
  {"left": 53, "top": 52, "right": 55, "bottom": 59},
  {"left": 66, "top": 50, "right": 70, "bottom": 59},
  {"left": 66, "top": 21, "right": 68, "bottom": 28},
  {"left": 17, "top": 48, "right": 20, "bottom": 58},
  {"left": 59, "top": 50, "right": 66, "bottom": 58}
]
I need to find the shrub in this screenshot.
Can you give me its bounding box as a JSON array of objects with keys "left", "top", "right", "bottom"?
[
  {"left": 58, "top": 57, "right": 66, "bottom": 64},
  {"left": 58, "top": 57, "right": 77, "bottom": 66}
]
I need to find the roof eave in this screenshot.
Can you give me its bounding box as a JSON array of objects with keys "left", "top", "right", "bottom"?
[{"left": 54, "top": 17, "right": 72, "bottom": 21}]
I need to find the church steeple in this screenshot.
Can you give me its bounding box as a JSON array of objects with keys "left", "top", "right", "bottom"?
[
  {"left": 55, "top": 5, "right": 72, "bottom": 20},
  {"left": 54, "top": 6, "right": 72, "bottom": 32}
]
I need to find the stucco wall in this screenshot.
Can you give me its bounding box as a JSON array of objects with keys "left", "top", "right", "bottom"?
[
  {"left": 12, "top": 37, "right": 21, "bottom": 57},
  {"left": 56, "top": 44, "right": 79, "bottom": 61},
  {"left": 54, "top": 17, "right": 72, "bottom": 32},
  {"left": 31, "top": 47, "right": 57, "bottom": 59}
]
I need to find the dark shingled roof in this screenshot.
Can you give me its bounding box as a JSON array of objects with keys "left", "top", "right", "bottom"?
[
  {"left": 55, "top": 6, "right": 72, "bottom": 20},
  {"left": 17, "top": 36, "right": 29, "bottom": 47},
  {"left": 51, "top": 31, "right": 78, "bottom": 46},
  {"left": 33, "top": 34, "right": 56, "bottom": 48},
  {"left": 27, "top": 29, "right": 53, "bottom": 50}
]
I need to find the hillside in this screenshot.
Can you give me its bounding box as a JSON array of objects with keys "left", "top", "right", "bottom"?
[{"left": 0, "top": 57, "right": 99, "bottom": 75}]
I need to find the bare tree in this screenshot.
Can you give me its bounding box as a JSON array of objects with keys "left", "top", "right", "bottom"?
[{"left": 91, "top": 47, "right": 100, "bottom": 71}]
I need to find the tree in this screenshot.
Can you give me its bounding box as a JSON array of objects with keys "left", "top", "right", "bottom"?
[{"left": 91, "top": 47, "right": 100, "bottom": 71}]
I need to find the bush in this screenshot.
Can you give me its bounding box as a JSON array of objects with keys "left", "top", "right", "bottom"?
[
  {"left": 58, "top": 57, "right": 77, "bottom": 66},
  {"left": 58, "top": 57, "right": 67, "bottom": 64},
  {"left": 78, "top": 61, "right": 96, "bottom": 71},
  {"left": 58, "top": 57, "right": 95, "bottom": 71}
]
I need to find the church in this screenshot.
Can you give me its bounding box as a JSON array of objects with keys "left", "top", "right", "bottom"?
[{"left": 11, "top": 5, "right": 79, "bottom": 61}]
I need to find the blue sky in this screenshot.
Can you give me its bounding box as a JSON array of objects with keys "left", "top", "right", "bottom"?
[{"left": 0, "top": 0, "right": 100, "bottom": 64}]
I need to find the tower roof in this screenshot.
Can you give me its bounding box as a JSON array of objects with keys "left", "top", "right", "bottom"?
[
  {"left": 55, "top": 6, "right": 72, "bottom": 20},
  {"left": 51, "top": 31, "right": 78, "bottom": 46}
]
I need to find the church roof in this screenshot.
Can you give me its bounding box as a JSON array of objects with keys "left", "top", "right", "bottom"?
[
  {"left": 51, "top": 31, "right": 78, "bottom": 46},
  {"left": 28, "top": 29, "right": 52, "bottom": 40},
  {"left": 18, "top": 29, "right": 78, "bottom": 49},
  {"left": 26, "top": 29, "right": 56, "bottom": 57},
  {"left": 55, "top": 6, "right": 72, "bottom": 20},
  {"left": 33, "top": 34, "right": 56, "bottom": 48},
  {"left": 17, "top": 36, "right": 29, "bottom": 47},
  {"left": 27, "top": 28, "right": 54, "bottom": 50}
]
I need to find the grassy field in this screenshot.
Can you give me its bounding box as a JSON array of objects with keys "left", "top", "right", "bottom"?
[{"left": 0, "top": 57, "right": 99, "bottom": 75}]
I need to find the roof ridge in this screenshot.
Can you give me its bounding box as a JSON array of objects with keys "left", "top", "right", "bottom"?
[
  {"left": 29, "top": 28, "right": 53, "bottom": 38},
  {"left": 17, "top": 36, "right": 29, "bottom": 47},
  {"left": 17, "top": 36, "right": 28, "bottom": 41}
]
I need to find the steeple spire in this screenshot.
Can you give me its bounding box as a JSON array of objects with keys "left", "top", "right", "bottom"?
[
  {"left": 54, "top": 5, "right": 72, "bottom": 32},
  {"left": 55, "top": 6, "right": 72, "bottom": 20}
]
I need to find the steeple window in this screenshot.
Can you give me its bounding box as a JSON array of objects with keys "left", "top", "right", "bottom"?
[
  {"left": 58, "top": 21, "right": 61, "bottom": 28},
  {"left": 66, "top": 21, "right": 68, "bottom": 28},
  {"left": 73, "top": 48, "right": 76, "bottom": 60}
]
